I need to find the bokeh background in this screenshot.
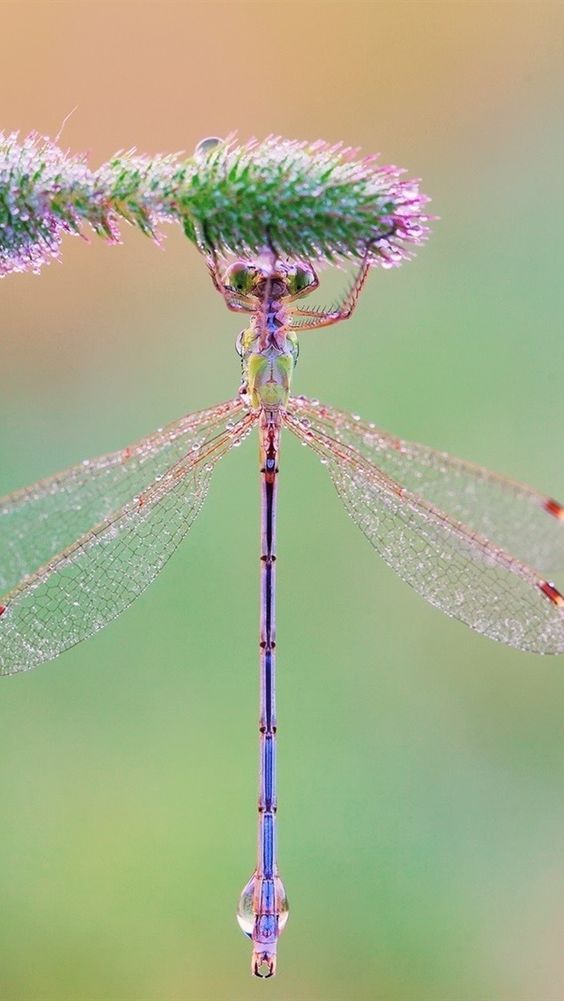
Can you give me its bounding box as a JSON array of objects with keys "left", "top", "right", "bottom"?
[{"left": 2, "top": 3, "right": 564, "bottom": 999}]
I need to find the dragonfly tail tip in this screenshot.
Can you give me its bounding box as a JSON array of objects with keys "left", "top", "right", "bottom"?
[{"left": 252, "top": 949, "right": 277, "bottom": 978}]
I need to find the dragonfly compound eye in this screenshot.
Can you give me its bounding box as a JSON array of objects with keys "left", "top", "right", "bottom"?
[
  {"left": 224, "top": 262, "right": 257, "bottom": 295},
  {"left": 287, "top": 263, "right": 316, "bottom": 297}
]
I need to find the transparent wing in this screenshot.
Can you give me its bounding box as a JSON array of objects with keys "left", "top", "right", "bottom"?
[
  {"left": 0, "top": 398, "right": 245, "bottom": 595},
  {"left": 0, "top": 407, "right": 256, "bottom": 675},
  {"left": 288, "top": 396, "right": 564, "bottom": 575},
  {"left": 286, "top": 402, "right": 564, "bottom": 654}
]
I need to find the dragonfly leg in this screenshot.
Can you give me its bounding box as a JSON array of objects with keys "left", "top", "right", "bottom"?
[{"left": 289, "top": 231, "right": 393, "bottom": 330}]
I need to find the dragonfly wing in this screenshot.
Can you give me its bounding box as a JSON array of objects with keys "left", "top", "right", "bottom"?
[
  {"left": 286, "top": 404, "right": 564, "bottom": 654},
  {"left": 287, "top": 396, "right": 564, "bottom": 575},
  {"left": 0, "top": 410, "right": 255, "bottom": 675},
  {"left": 0, "top": 398, "right": 245, "bottom": 595}
]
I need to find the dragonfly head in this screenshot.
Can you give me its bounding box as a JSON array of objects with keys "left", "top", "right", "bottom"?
[{"left": 223, "top": 257, "right": 318, "bottom": 303}]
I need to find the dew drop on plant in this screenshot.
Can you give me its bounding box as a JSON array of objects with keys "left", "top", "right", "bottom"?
[{"left": 194, "top": 137, "right": 224, "bottom": 159}]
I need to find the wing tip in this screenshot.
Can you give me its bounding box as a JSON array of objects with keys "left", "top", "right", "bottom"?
[
  {"left": 544, "top": 498, "right": 564, "bottom": 520},
  {"left": 538, "top": 580, "right": 564, "bottom": 607}
]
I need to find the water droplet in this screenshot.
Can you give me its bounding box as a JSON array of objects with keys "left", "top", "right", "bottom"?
[
  {"left": 191, "top": 442, "right": 201, "bottom": 452},
  {"left": 236, "top": 878, "right": 255, "bottom": 938},
  {"left": 194, "top": 136, "right": 224, "bottom": 159},
  {"left": 237, "top": 873, "right": 289, "bottom": 938}
]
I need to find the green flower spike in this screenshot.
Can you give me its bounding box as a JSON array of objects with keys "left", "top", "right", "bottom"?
[{"left": 0, "top": 131, "right": 431, "bottom": 277}]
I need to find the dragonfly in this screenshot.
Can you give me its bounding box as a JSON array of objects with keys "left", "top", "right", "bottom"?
[{"left": 1, "top": 234, "right": 564, "bottom": 980}]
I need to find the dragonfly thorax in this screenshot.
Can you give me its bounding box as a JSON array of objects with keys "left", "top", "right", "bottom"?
[{"left": 237, "top": 314, "right": 299, "bottom": 412}]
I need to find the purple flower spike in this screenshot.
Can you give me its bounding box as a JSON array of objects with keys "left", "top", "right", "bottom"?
[{"left": 0, "top": 132, "right": 112, "bottom": 277}]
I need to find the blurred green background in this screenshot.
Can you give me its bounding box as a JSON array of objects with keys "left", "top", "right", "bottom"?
[{"left": 2, "top": 3, "right": 564, "bottom": 999}]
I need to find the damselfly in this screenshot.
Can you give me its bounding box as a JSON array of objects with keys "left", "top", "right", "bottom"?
[{"left": 1, "top": 223, "right": 564, "bottom": 980}]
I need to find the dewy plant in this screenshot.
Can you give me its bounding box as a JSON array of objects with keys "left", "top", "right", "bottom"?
[{"left": 0, "top": 131, "right": 429, "bottom": 276}]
